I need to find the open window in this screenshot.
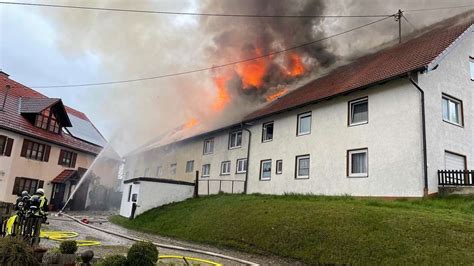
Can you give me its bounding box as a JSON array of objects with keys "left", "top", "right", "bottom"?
[
  {"left": 262, "top": 122, "right": 274, "bottom": 142},
  {"left": 442, "top": 94, "right": 463, "bottom": 126},
  {"left": 349, "top": 97, "right": 368, "bottom": 126},
  {"left": 229, "top": 131, "right": 242, "bottom": 149}
]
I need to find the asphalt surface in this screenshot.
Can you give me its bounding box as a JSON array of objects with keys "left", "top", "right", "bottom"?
[{"left": 42, "top": 212, "right": 300, "bottom": 265}]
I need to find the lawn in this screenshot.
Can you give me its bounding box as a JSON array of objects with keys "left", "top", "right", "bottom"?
[{"left": 110, "top": 194, "right": 474, "bottom": 265}]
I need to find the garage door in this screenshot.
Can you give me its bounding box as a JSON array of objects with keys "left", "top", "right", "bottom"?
[{"left": 444, "top": 151, "right": 466, "bottom": 170}]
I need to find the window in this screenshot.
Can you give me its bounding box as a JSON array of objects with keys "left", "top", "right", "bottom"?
[
  {"left": 470, "top": 56, "right": 474, "bottom": 81},
  {"left": 220, "top": 161, "right": 231, "bottom": 175},
  {"left": 276, "top": 160, "right": 283, "bottom": 174},
  {"left": 349, "top": 97, "right": 368, "bottom": 126},
  {"left": 0, "top": 135, "right": 13, "bottom": 157},
  {"left": 12, "top": 177, "right": 43, "bottom": 195},
  {"left": 202, "top": 164, "right": 211, "bottom": 177},
  {"left": 20, "top": 139, "right": 50, "bottom": 162},
  {"left": 260, "top": 160, "right": 272, "bottom": 180},
  {"left": 34, "top": 108, "right": 61, "bottom": 134},
  {"left": 236, "top": 158, "right": 247, "bottom": 174},
  {"left": 296, "top": 155, "right": 310, "bottom": 179},
  {"left": 156, "top": 166, "right": 163, "bottom": 177},
  {"left": 442, "top": 94, "right": 463, "bottom": 126},
  {"left": 262, "top": 122, "right": 274, "bottom": 142},
  {"left": 229, "top": 131, "right": 242, "bottom": 149},
  {"left": 170, "top": 163, "right": 177, "bottom": 175},
  {"left": 203, "top": 138, "right": 214, "bottom": 154},
  {"left": 186, "top": 160, "right": 194, "bottom": 173},
  {"left": 444, "top": 151, "right": 466, "bottom": 170},
  {"left": 297, "top": 112, "right": 311, "bottom": 135},
  {"left": 58, "top": 149, "right": 77, "bottom": 168},
  {"left": 348, "top": 149, "right": 368, "bottom": 177}
]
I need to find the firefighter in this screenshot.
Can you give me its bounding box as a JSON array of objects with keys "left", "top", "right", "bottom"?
[
  {"left": 15, "top": 190, "right": 30, "bottom": 213},
  {"left": 30, "top": 188, "right": 48, "bottom": 221}
]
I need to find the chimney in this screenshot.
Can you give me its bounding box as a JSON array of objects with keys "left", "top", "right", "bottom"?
[{"left": 0, "top": 70, "right": 10, "bottom": 79}]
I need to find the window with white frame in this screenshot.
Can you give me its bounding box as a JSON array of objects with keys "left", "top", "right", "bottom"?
[
  {"left": 348, "top": 149, "right": 368, "bottom": 177},
  {"left": 296, "top": 155, "right": 310, "bottom": 179},
  {"left": 262, "top": 122, "right": 274, "bottom": 142},
  {"left": 349, "top": 97, "right": 368, "bottom": 126},
  {"left": 260, "top": 160, "right": 272, "bottom": 180},
  {"left": 297, "top": 112, "right": 311, "bottom": 135},
  {"left": 229, "top": 131, "right": 242, "bottom": 149},
  {"left": 220, "top": 161, "right": 231, "bottom": 175},
  {"left": 442, "top": 94, "right": 463, "bottom": 126},
  {"left": 186, "top": 160, "right": 194, "bottom": 173},
  {"left": 203, "top": 138, "right": 214, "bottom": 154},
  {"left": 236, "top": 158, "right": 247, "bottom": 174},
  {"left": 202, "top": 164, "right": 211, "bottom": 177},
  {"left": 276, "top": 160, "right": 283, "bottom": 174},
  {"left": 170, "top": 163, "right": 177, "bottom": 175},
  {"left": 156, "top": 166, "right": 163, "bottom": 177}
]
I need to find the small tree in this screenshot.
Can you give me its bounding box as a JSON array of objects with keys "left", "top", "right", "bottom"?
[
  {"left": 126, "top": 241, "right": 158, "bottom": 266},
  {"left": 0, "top": 238, "right": 38, "bottom": 266},
  {"left": 99, "top": 254, "right": 127, "bottom": 266},
  {"left": 59, "top": 240, "right": 78, "bottom": 254}
]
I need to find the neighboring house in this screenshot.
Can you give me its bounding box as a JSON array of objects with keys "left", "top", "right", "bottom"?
[
  {"left": 0, "top": 72, "right": 121, "bottom": 210},
  {"left": 120, "top": 16, "right": 473, "bottom": 216}
]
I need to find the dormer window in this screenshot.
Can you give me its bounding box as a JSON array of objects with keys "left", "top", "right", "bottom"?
[{"left": 35, "top": 109, "right": 61, "bottom": 134}]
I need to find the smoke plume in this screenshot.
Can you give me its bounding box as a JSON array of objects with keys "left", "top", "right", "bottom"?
[{"left": 25, "top": 0, "right": 473, "bottom": 154}]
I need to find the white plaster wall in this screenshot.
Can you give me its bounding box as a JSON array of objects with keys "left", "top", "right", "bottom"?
[
  {"left": 119, "top": 181, "right": 194, "bottom": 217},
  {"left": 420, "top": 30, "right": 474, "bottom": 193},
  {"left": 247, "top": 79, "right": 424, "bottom": 197},
  {"left": 119, "top": 182, "right": 140, "bottom": 217}
]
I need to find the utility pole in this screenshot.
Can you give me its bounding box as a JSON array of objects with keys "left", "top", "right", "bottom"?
[{"left": 394, "top": 9, "right": 403, "bottom": 43}]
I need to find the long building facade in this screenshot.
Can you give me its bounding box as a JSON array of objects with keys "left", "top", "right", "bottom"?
[{"left": 120, "top": 16, "right": 473, "bottom": 216}]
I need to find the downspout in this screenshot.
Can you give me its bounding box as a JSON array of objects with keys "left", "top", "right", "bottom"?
[
  {"left": 241, "top": 123, "right": 252, "bottom": 194},
  {"left": 409, "top": 73, "right": 429, "bottom": 197}
]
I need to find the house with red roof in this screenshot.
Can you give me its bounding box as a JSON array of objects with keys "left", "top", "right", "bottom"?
[
  {"left": 0, "top": 72, "right": 120, "bottom": 210},
  {"left": 117, "top": 15, "right": 473, "bottom": 217}
]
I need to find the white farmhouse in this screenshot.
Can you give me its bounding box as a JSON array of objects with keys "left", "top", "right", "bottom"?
[{"left": 120, "top": 15, "right": 473, "bottom": 217}]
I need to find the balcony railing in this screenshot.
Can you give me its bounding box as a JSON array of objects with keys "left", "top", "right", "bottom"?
[{"left": 438, "top": 170, "right": 474, "bottom": 186}]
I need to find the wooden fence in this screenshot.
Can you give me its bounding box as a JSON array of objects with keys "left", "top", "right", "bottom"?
[{"left": 438, "top": 170, "right": 474, "bottom": 186}]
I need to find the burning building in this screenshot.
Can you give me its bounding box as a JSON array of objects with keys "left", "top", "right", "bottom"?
[
  {"left": 120, "top": 15, "right": 473, "bottom": 217},
  {"left": 0, "top": 72, "right": 121, "bottom": 211}
]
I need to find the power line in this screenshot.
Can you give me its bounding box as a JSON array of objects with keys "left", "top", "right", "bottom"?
[
  {"left": 404, "top": 4, "right": 474, "bottom": 12},
  {"left": 0, "top": 1, "right": 393, "bottom": 18},
  {"left": 31, "top": 16, "right": 393, "bottom": 89}
]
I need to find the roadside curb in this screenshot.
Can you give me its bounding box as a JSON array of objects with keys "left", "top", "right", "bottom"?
[{"left": 62, "top": 213, "right": 259, "bottom": 265}]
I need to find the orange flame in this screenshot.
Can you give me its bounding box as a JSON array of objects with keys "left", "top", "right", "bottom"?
[
  {"left": 266, "top": 88, "right": 288, "bottom": 102},
  {"left": 285, "top": 53, "right": 305, "bottom": 77},
  {"left": 184, "top": 117, "right": 199, "bottom": 129},
  {"left": 235, "top": 49, "right": 268, "bottom": 89},
  {"left": 212, "top": 75, "right": 231, "bottom": 111}
]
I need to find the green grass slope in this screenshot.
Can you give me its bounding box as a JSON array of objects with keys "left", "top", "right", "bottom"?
[{"left": 111, "top": 194, "right": 474, "bottom": 265}]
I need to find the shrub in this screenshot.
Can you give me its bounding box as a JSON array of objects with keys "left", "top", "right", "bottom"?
[
  {"left": 99, "top": 255, "right": 127, "bottom": 266},
  {"left": 127, "top": 241, "right": 158, "bottom": 266},
  {"left": 59, "top": 240, "right": 78, "bottom": 254},
  {"left": 0, "top": 238, "right": 38, "bottom": 266}
]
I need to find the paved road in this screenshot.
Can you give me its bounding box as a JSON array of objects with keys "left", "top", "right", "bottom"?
[{"left": 43, "top": 213, "right": 300, "bottom": 265}]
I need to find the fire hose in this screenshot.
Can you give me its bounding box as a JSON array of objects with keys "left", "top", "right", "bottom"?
[{"left": 40, "top": 231, "right": 101, "bottom": 246}]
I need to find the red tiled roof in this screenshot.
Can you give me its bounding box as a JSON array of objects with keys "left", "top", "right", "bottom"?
[
  {"left": 20, "top": 97, "right": 60, "bottom": 113},
  {"left": 0, "top": 76, "right": 103, "bottom": 154},
  {"left": 52, "top": 170, "right": 77, "bottom": 183},
  {"left": 245, "top": 15, "right": 473, "bottom": 121}
]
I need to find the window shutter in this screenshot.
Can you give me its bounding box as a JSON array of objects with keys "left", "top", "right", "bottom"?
[
  {"left": 58, "top": 150, "right": 64, "bottom": 164},
  {"left": 38, "top": 180, "right": 44, "bottom": 189},
  {"left": 12, "top": 177, "right": 21, "bottom": 195},
  {"left": 4, "top": 138, "right": 14, "bottom": 157},
  {"left": 20, "top": 140, "right": 29, "bottom": 157},
  {"left": 0, "top": 135, "right": 6, "bottom": 155},
  {"left": 44, "top": 145, "right": 51, "bottom": 162},
  {"left": 71, "top": 153, "right": 77, "bottom": 168}
]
